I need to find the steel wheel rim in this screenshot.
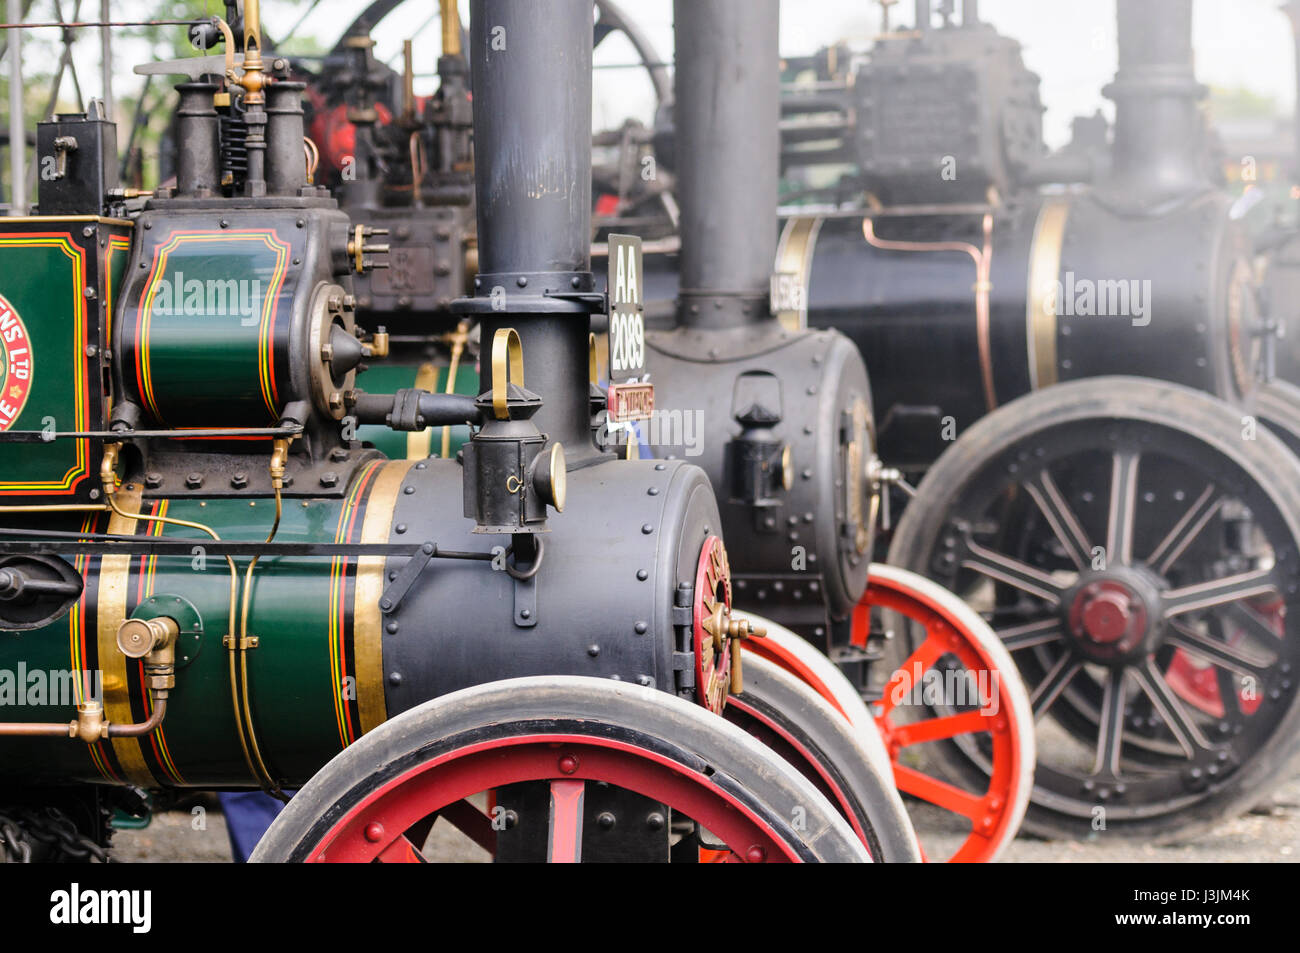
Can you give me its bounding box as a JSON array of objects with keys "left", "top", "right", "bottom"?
[
  {"left": 900, "top": 417, "right": 1300, "bottom": 827},
  {"left": 303, "top": 728, "right": 811, "bottom": 863},
  {"left": 854, "top": 573, "right": 1031, "bottom": 862}
]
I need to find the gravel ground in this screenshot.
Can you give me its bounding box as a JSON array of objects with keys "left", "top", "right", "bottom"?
[{"left": 111, "top": 771, "right": 1300, "bottom": 863}]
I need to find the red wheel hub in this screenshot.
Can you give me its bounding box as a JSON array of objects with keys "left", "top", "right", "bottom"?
[{"left": 1075, "top": 582, "right": 1143, "bottom": 644}]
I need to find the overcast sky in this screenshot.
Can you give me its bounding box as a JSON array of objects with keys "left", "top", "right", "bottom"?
[{"left": 29, "top": 0, "right": 1300, "bottom": 149}]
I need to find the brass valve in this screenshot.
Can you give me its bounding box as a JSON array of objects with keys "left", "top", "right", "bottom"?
[
  {"left": 116, "top": 615, "right": 180, "bottom": 693},
  {"left": 70, "top": 701, "right": 109, "bottom": 744},
  {"left": 702, "top": 606, "right": 767, "bottom": 695}
]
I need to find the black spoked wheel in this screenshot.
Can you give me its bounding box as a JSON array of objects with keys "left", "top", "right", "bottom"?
[
  {"left": 250, "top": 676, "right": 869, "bottom": 863},
  {"left": 889, "top": 377, "right": 1300, "bottom": 841},
  {"left": 724, "top": 653, "right": 922, "bottom": 862}
]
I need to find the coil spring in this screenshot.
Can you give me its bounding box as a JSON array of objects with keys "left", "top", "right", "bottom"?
[{"left": 219, "top": 100, "right": 249, "bottom": 193}]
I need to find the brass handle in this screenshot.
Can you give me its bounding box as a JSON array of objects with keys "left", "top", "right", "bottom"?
[{"left": 491, "top": 327, "right": 525, "bottom": 421}]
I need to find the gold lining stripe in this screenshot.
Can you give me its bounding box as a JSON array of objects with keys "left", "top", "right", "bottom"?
[
  {"left": 405, "top": 363, "right": 438, "bottom": 460},
  {"left": 1026, "top": 199, "right": 1070, "bottom": 390},
  {"left": 774, "top": 216, "right": 824, "bottom": 332},
  {"left": 96, "top": 485, "right": 160, "bottom": 787},
  {"left": 3, "top": 215, "right": 134, "bottom": 227},
  {"left": 354, "top": 460, "right": 413, "bottom": 733}
]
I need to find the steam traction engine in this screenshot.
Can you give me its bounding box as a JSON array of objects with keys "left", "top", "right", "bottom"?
[
  {"left": 637, "top": 0, "right": 1033, "bottom": 862},
  {"left": 775, "top": 0, "right": 1300, "bottom": 840},
  {"left": 611, "top": 0, "right": 1300, "bottom": 841},
  {"left": 0, "top": 1, "right": 894, "bottom": 863}
]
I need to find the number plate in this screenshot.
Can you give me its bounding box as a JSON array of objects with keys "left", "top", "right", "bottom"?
[
  {"left": 608, "top": 381, "right": 655, "bottom": 422},
  {"left": 607, "top": 233, "right": 646, "bottom": 380}
]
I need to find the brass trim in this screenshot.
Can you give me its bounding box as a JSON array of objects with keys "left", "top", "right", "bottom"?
[
  {"left": 1, "top": 215, "right": 133, "bottom": 227},
  {"left": 355, "top": 461, "right": 413, "bottom": 734},
  {"left": 441, "top": 0, "right": 462, "bottom": 57},
  {"left": 406, "top": 363, "right": 438, "bottom": 460},
  {"left": 490, "top": 327, "right": 524, "bottom": 420},
  {"left": 774, "top": 216, "right": 824, "bottom": 332},
  {"left": 97, "top": 485, "right": 160, "bottom": 787},
  {"left": 1026, "top": 199, "right": 1070, "bottom": 391}
]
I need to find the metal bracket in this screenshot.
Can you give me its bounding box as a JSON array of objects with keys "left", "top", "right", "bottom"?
[
  {"left": 379, "top": 542, "right": 436, "bottom": 615},
  {"left": 513, "top": 570, "right": 537, "bottom": 628}
]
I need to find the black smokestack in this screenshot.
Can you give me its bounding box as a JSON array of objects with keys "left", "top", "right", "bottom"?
[
  {"left": 674, "top": 0, "right": 780, "bottom": 330},
  {"left": 465, "top": 0, "right": 596, "bottom": 456},
  {"left": 1103, "top": 0, "right": 1211, "bottom": 205}
]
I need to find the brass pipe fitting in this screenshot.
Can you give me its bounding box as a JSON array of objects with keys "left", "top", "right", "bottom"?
[
  {"left": 99, "top": 442, "right": 121, "bottom": 495},
  {"left": 270, "top": 437, "right": 292, "bottom": 489},
  {"left": 117, "top": 615, "right": 179, "bottom": 696}
]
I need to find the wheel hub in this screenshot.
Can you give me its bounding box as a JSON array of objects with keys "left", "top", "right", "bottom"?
[{"left": 1065, "top": 568, "right": 1164, "bottom": 662}]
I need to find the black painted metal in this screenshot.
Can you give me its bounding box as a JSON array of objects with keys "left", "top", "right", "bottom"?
[
  {"left": 1102, "top": 0, "right": 1211, "bottom": 211},
  {"left": 646, "top": 0, "right": 876, "bottom": 641},
  {"left": 174, "top": 82, "right": 220, "bottom": 198},
  {"left": 459, "top": 0, "right": 597, "bottom": 458},
  {"left": 674, "top": 0, "right": 779, "bottom": 330},
  {"left": 265, "top": 81, "right": 307, "bottom": 197}
]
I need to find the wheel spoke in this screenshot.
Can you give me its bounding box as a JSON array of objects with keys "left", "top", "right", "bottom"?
[
  {"left": 1162, "top": 569, "right": 1276, "bottom": 617},
  {"left": 547, "top": 779, "right": 586, "bottom": 863},
  {"left": 877, "top": 634, "right": 948, "bottom": 718},
  {"left": 1215, "top": 665, "right": 1242, "bottom": 718},
  {"left": 436, "top": 798, "right": 498, "bottom": 855},
  {"left": 1224, "top": 602, "right": 1285, "bottom": 652},
  {"left": 1024, "top": 469, "right": 1094, "bottom": 570},
  {"left": 959, "top": 536, "right": 1066, "bottom": 605},
  {"left": 891, "top": 763, "right": 986, "bottom": 820},
  {"left": 1132, "top": 658, "right": 1213, "bottom": 758},
  {"left": 375, "top": 834, "right": 427, "bottom": 863},
  {"left": 1029, "top": 651, "right": 1082, "bottom": 719},
  {"left": 997, "top": 617, "right": 1066, "bottom": 651},
  {"left": 1166, "top": 621, "right": 1275, "bottom": 679},
  {"left": 1146, "top": 484, "right": 1225, "bottom": 576},
  {"left": 892, "top": 709, "right": 990, "bottom": 747},
  {"left": 1106, "top": 449, "right": 1141, "bottom": 566},
  {"left": 1092, "top": 669, "right": 1128, "bottom": 778}
]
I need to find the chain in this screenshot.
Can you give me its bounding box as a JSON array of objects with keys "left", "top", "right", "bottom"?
[{"left": 0, "top": 806, "right": 112, "bottom": 863}]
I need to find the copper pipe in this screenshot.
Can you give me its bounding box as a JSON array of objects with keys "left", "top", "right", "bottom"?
[
  {"left": 862, "top": 213, "right": 997, "bottom": 411},
  {"left": 0, "top": 697, "right": 166, "bottom": 739},
  {"left": 108, "top": 698, "right": 166, "bottom": 737},
  {"left": 0, "top": 721, "right": 75, "bottom": 737}
]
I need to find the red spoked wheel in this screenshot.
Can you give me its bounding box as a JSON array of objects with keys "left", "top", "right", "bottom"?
[
  {"left": 854, "top": 565, "right": 1034, "bottom": 862},
  {"left": 250, "top": 676, "right": 869, "bottom": 863},
  {"left": 723, "top": 652, "right": 922, "bottom": 862}
]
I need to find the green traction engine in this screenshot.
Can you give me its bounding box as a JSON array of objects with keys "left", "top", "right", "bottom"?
[{"left": 0, "top": 1, "right": 868, "bottom": 864}]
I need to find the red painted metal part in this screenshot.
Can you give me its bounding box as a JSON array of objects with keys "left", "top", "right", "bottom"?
[
  {"left": 547, "top": 779, "right": 586, "bottom": 863},
  {"left": 1166, "top": 595, "right": 1281, "bottom": 718},
  {"left": 306, "top": 733, "right": 804, "bottom": 863},
  {"left": 852, "top": 577, "right": 1026, "bottom": 863},
  {"left": 693, "top": 536, "right": 734, "bottom": 713}
]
